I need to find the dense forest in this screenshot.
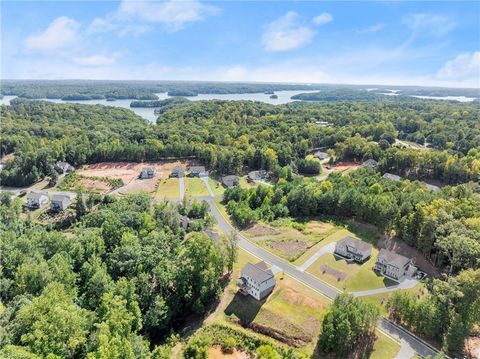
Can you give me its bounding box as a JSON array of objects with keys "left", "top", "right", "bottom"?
[
  {"left": 0, "top": 193, "right": 237, "bottom": 358},
  {"left": 1, "top": 99, "right": 479, "bottom": 186}
]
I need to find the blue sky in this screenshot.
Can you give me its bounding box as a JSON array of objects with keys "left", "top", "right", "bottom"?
[{"left": 2, "top": 1, "right": 479, "bottom": 87}]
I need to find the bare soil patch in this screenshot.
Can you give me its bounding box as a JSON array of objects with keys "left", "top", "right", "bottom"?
[
  {"left": 331, "top": 162, "right": 360, "bottom": 173},
  {"left": 465, "top": 335, "right": 480, "bottom": 359},
  {"left": 245, "top": 223, "right": 279, "bottom": 237},
  {"left": 208, "top": 345, "right": 250, "bottom": 359},
  {"left": 268, "top": 239, "right": 309, "bottom": 258},
  {"left": 319, "top": 264, "right": 347, "bottom": 282},
  {"left": 118, "top": 177, "right": 159, "bottom": 195},
  {"left": 79, "top": 178, "right": 112, "bottom": 193},
  {"left": 378, "top": 236, "right": 439, "bottom": 276}
]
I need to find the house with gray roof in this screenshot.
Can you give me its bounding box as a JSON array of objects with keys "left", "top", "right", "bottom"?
[
  {"left": 312, "top": 151, "right": 329, "bottom": 161},
  {"left": 237, "top": 261, "right": 275, "bottom": 300},
  {"left": 221, "top": 175, "right": 239, "bottom": 188},
  {"left": 50, "top": 192, "right": 76, "bottom": 212},
  {"left": 189, "top": 166, "right": 207, "bottom": 177},
  {"left": 334, "top": 236, "right": 373, "bottom": 263},
  {"left": 170, "top": 166, "right": 185, "bottom": 178},
  {"left": 247, "top": 170, "right": 268, "bottom": 182},
  {"left": 374, "top": 249, "right": 414, "bottom": 281},
  {"left": 54, "top": 161, "right": 75, "bottom": 174},
  {"left": 362, "top": 159, "right": 379, "bottom": 170},
  {"left": 139, "top": 167, "right": 156, "bottom": 179},
  {"left": 26, "top": 191, "right": 49, "bottom": 209},
  {"left": 382, "top": 173, "right": 402, "bottom": 182}
]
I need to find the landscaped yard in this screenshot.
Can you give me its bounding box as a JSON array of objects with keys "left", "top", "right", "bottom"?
[
  {"left": 186, "top": 177, "right": 210, "bottom": 197},
  {"left": 155, "top": 178, "right": 180, "bottom": 199},
  {"left": 208, "top": 177, "right": 225, "bottom": 195},
  {"left": 306, "top": 249, "right": 397, "bottom": 292}
]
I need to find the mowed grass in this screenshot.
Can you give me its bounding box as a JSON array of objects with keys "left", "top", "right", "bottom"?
[
  {"left": 306, "top": 249, "right": 397, "bottom": 292},
  {"left": 208, "top": 178, "right": 225, "bottom": 195},
  {"left": 370, "top": 331, "right": 401, "bottom": 359},
  {"left": 239, "top": 175, "right": 258, "bottom": 189},
  {"left": 155, "top": 178, "right": 180, "bottom": 199},
  {"left": 186, "top": 177, "right": 210, "bottom": 197}
]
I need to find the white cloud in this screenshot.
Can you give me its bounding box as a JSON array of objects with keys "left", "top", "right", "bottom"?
[
  {"left": 262, "top": 11, "right": 315, "bottom": 52},
  {"left": 437, "top": 52, "right": 480, "bottom": 82},
  {"left": 357, "top": 23, "right": 384, "bottom": 34},
  {"left": 73, "top": 54, "right": 117, "bottom": 66},
  {"left": 86, "top": 17, "right": 118, "bottom": 34},
  {"left": 403, "top": 14, "right": 455, "bottom": 37},
  {"left": 24, "top": 16, "right": 80, "bottom": 51},
  {"left": 118, "top": 0, "right": 220, "bottom": 32},
  {"left": 313, "top": 12, "right": 333, "bottom": 26},
  {"left": 118, "top": 24, "right": 153, "bottom": 37}
]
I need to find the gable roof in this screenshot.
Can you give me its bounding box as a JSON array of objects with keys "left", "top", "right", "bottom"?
[
  {"left": 248, "top": 170, "right": 267, "bottom": 180},
  {"left": 241, "top": 261, "right": 274, "bottom": 284},
  {"left": 171, "top": 166, "right": 184, "bottom": 174},
  {"left": 378, "top": 249, "right": 411, "bottom": 268},
  {"left": 222, "top": 175, "right": 239, "bottom": 187},
  {"left": 337, "top": 236, "right": 372, "bottom": 254},
  {"left": 190, "top": 166, "right": 206, "bottom": 173},
  {"left": 362, "top": 159, "right": 378, "bottom": 167},
  {"left": 383, "top": 173, "right": 402, "bottom": 181},
  {"left": 51, "top": 192, "right": 75, "bottom": 202},
  {"left": 312, "top": 151, "right": 329, "bottom": 160},
  {"left": 28, "top": 191, "right": 48, "bottom": 201}
]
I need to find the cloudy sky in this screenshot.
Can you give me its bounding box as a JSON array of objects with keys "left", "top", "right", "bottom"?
[{"left": 2, "top": 1, "right": 479, "bottom": 87}]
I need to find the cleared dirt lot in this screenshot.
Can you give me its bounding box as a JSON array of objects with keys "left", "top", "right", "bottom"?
[
  {"left": 78, "top": 161, "right": 195, "bottom": 196},
  {"left": 330, "top": 161, "right": 360, "bottom": 173}
]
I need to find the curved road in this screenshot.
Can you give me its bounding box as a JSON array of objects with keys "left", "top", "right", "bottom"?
[{"left": 204, "top": 198, "right": 439, "bottom": 359}]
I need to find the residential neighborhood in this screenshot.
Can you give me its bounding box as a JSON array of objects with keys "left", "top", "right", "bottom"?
[{"left": 237, "top": 261, "right": 276, "bottom": 301}]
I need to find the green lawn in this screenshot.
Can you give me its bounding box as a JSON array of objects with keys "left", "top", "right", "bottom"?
[
  {"left": 208, "top": 178, "right": 225, "bottom": 195},
  {"left": 186, "top": 178, "right": 210, "bottom": 197},
  {"left": 370, "top": 331, "right": 401, "bottom": 359},
  {"left": 155, "top": 178, "right": 180, "bottom": 199},
  {"left": 239, "top": 175, "right": 257, "bottom": 189},
  {"left": 306, "top": 249, "right": 397, "bottom": 292}
]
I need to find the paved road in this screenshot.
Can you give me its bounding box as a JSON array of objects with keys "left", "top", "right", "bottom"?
[
  {"left": 201, "top": 176, "right": 215, "bottom": 197},
  {"left": 352, "top": 278, "right": 419, "bottom": 297},
  {"left": 204, "top": 198, "right": 439, "bottom": 359},
  {"left": 297, "top": 242, "right": 335, "bottom": 272},
  {"left": 179, "top": 177, "right": 185, "bottom": 200}
]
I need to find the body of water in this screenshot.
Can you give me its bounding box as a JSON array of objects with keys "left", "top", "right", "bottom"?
[
  {"left": 0, "top": 91, "right": 317, "bottom": 123},
  {"left": 410, "top": 95, "right": 477, "bottom": 102}
]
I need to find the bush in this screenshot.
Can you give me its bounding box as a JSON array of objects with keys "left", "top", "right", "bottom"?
[{"left": 221, "top": 336, "right": 236, "bottom": 354}]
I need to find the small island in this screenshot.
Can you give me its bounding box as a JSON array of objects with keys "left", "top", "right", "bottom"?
[
  {"left": 269, "top": 94, "right": 278, "bottom": 99},
  {"left": 130, "top": 97, "right": 189, "bottom": 108},
  {"left": 167, "top": 90, "right": 198, "bottom": 97},
  {"left": 264, "top": 90, "right": 274, "bottom": 95}
]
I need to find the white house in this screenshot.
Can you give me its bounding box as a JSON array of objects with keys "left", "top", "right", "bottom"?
[
  {"left": 139, "top": 167, "right": 156, "bottom": 179},
  {"left": 189, "top": 166, "right": 207, "bottom": 177},
  {"left": 237, "top": 261, "right": 275, "bottom": 300},
  {"left": 26, "top": 191, "right": 49, "bottom": 209},
  {"left": 54, "top": 161, "right": 75, "bottom": 174},
  {"left": 374, "top": 249, "right": 415, "bottom": 281},
  {"left": 50, "top": 192, "right": 76, "bottom": 212}
]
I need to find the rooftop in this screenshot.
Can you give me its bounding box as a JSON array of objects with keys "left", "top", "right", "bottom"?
[
  {"left": 383, "top": 173, "right": 402, "bottom": 181},
  {"left": 337, "top": 236, "right": 373, "bottom": 254},
  {"left": 241, "top": 261, "right": 274, "bottom": 284},
  {"left": 378, "top": 249, "right": 411, "bottom": 268},
  {"left": 28, "top": 191, "right": 48, "bottom": 200},
  {"left": 190, "top": 166, "right": 206, "bottom": 173}
]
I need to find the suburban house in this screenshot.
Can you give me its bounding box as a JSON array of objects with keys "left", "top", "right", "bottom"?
[
  {"left": 374, "top": 249, "right": 415, "bottom": 281},
  {"left": 50, "top": 192, "right": 76, "bottom": 212},
  {"left": 170, "top": 166, "right": 185, "bottom": 178},
  {"left": 139, "top": 167, "right": 156, "bottom": 179},
  {"left": 237, "top": 261, "right": 275, "bottom": 301},
  {"left": 247, "top": 170, "right": 268, "bottom": 182},
  {"left": 362, "top": 159, "right": 379, "bottom": 170},
  {"left": 315, "top": 120, "right": 331, "bottom": 127},
  {"left": 189, "top": 166, "right": 208, "bottom": 177},
  {"left": 312, "top": 151, "right": 329, "bottom": 161},
  {"left": 26, "top": 191, "right": 49, "bottom": 209},
  {"left": 54, "top": 161, "right": 75, "bottom": 174},
  {"left": 334, "top": 236, "right": 373, "bottom": 263},
  {"left": 221, "top": 175, "right": 239, "bottom": 188},
  {"left": 383, "top": 173, "right": 402, "bottom": 182}
]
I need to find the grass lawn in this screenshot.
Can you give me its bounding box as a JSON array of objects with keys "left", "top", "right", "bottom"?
[
  {"left": 155, "top": 178, "right": 180, "bottom": 199},
  {"left": 370, "top": 331, "right": 401, "bottom": 359},
  {"left": 359, "top": 283, "right": 426, "bottom": 316},
  {"left": 306, "top": 249, "right": 397, "bottom": 292},
  {"left": 186, "top": 177, "right": 210, "bottom": 197},
  {"left": 239, "top": 175, "right": 257, "bottom": 189},
  {"left": 208, "top": 178, "right": 225, "bottom": 195},
  {"left": 214, "top": 198, "right": 230, "bottom": 222}
]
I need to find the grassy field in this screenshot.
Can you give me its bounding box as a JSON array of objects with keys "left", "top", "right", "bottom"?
[
  {"left": 206, "top": 248, "right": 400, "bottom": 358},
  {"left": 155, "top": 178, "right": 180, "bottom": 199},
  {"left": 306, "top": 249, "right": 397, "bottom": 292},
  {"left": 186, "top": 177, "right": 210, "bottom": 197},
  {"left": 239, "top": 175, "right": 258, "bottom": 189},
  {"left": 208, "top": 178, "right": 225, "bottom": 195}
]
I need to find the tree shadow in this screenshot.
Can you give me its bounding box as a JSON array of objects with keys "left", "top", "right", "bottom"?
[{"left": 224, "top": 292, "right": 265, "bottom": 326}]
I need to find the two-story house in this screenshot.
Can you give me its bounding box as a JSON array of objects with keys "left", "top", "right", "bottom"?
[
  {"left": 26, "top": 191, "right": 49, "bottom": 209},
  {"left": 50, "top": 193, "right": 76, "bottom": 212},
  {"left": 139, "top": 167, "right": 156, "bottom": 179},
  {"left": 334, "top": 236, "right": 373, "bottom": 263},
  {"left": 237, "top": 261, "right": 275, "bottom": 301},
  {"left": 374, "top": 249, "right": 414, "bottom": 281}
]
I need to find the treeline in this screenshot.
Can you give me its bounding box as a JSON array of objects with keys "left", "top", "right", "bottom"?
[
  {"left": 1, "top": 99, "right": 479, "bottom": 187},
  {"left": 0, "top": 193, "right": 236, "bottom": 358},
  {"left": 130, "top": 97, "right": 189, "bottom": 108},
  {"left": 224, "top": 168, "right": 480, "bottom": 275},
  {"left": 386, "top": 269, "right": 480, "bottom": 356}
]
